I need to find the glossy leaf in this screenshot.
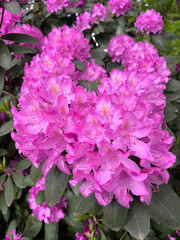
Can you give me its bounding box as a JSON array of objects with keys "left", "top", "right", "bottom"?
[
  {"left": 125, "top": 200, "right": 150, "bottom": 240},
  {"left": 1, "top": 33, "right": 39, "bottom": 44},
  {"left": 36, "top": 190, "right": 45, "bottom": 205},
  {"left": 64, "top": 212, "right": 84, "bottom": 233},
  {"left": 151, "top": 34, "right": 167, "bottom": 49},
  {"left": 0, "top": 67, "right": 5, "bottom": 95},
  {"left": 4, "top": 0, "right": 21, "bottom": 15},
  {"left": 45, "top": 222, "right": 59, "bottom": 240},
  {"left": 0, "top": 119, "right": 14, "bottom": 136},
  {"left": 166, "top": 79, "right": 180, "bottom": 92},
  {"left": 12, "top": 172, "right": 27, "bottom": 188},
  {"left": 30, "top": 164, "right": 43, "bottom": 185},
  {"left": 4, "top": 177, "right": 14, "bottom": 207},
  {"left": 45, "top": 167, "right": 69, "bottom": 207},
  {"left": 73, "top": 60, "right": 86, "bottom": 71},
  {"left": 15, "top": 159, "right": 32, "bottom": 170},
  {"left": 103, "top": 199, "right": 128, "bottom": 232},
  {"left": 70, "top": 193, "right": 97, "bottom": 217},
  {"left": 9, "top": 45, "right": 37, "bottom": 54},
  {"left": 0, "top": 193, "right": 8, "bottom": 214},
  {"left": 24, "top": 215, "right": 42, "bottom": 238},
  {"left": 0, "top": 40, "right": 11, "bottom": 69},
  {"left": 148, "top": 184, "right": 180, "bottom": 230}
]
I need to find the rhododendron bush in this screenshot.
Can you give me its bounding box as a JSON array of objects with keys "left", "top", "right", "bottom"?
[{"left": 0, "top": 0, "right": 180, "bottom": 239}]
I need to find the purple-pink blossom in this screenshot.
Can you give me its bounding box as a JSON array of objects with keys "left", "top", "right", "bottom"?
[
  {"left": 135, "top": 9, "right": 163, "bottom": 35},
  {"left": 12, "top": 26, "right": 176, "bottom": 209},
  {"left": 46, "top": 0, "right": 86, "bottom": 13},
  {"left": 108, "top": 0, "right": 132, "bottom": 17}
]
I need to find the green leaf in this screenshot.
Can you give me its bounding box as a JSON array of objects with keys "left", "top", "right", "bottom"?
[
  {"left": 164, "top": 107, "right": 177, "bottom": 122},
  {"left": 64, "top": 212, "right": 84, "bottom": 233},
  {"left": 1, "top": 33, "right": 39, "bottom": 44},
  {"left": 4, "top": 0, "right": 21, "bottom": 15},
  {"left": 125, "top": 201, "right": 150, "bottom": 240},
  {"left": 9, "top": 45, "right": 37, "bottom": 54},
  {"left": 162, "top": 32, "right": 180, "bottom": 40},
  {"left": 148, "top": 184, "right": 180, "bottom": 230},
  {"left": 0, "top": 40, "right": 11, "bottom": 69},
  {"left": 91, "top": 45, "right": 107, "bottom": 62},
  {"left": 45, "top": 167, "right": 69, "bottom": 207},
  {"left": 88, "top": 202, "right": 102, "bottom": 216},
  {"left": 7, "top": 219, "right": 16, "bottom": 239},
  {"left": 0, "top": 148, "right": 8, "bottom": 157},
  {"left": 166, "top": 79, "right": 180, "bottom": 92},
  {"left": 36, "top": 190, "right": 45, "bottom": 205},
  {"left": 78, "top": 81, "right": 99, "bottom": 92},
  {"left": 164, "top": 56, "right": 180, "bottom": 64},
  {"left": 0, "top": 174, "right": 6, "bottom": 186},
  {"left": 30, "top": 164, "right": 43, "bottom": 185},
  {"left": 73, "top": 60, "right": 86, "bottom": 71},
  {"left": 24, "top": 215, "right": 42, "bottom": 238},
  {"left": 15, "top": 159, "right": 32, "bottom": 170},
  {"left": 4, "top": 177, "right": 14, "bottom": 207},
  {"left": 45, "top": 222, "right": 59, "bottom": 240},
  {"left": 75, "top": 214, "right": 90, "bottom": 221},
  {"left": 0, "top": 193, "right": 7, "bottom": 214},
  {"left": 0, "top": 119, "right": 14, "bottom": 137},
  {"left": 0, "top": 67, "right": 5, "bottom": 96},
  {"left": 151, "top": 34, "right": 167, "bottom": 49},
  {"left": 12, "top": 172, "right": 27, "bottom": 188},
  {"left": 103, "top": 199, "right": 128, "bottom": 232},
  {"left": 70, "top": 193, "right": 97, "bottom": 217}
]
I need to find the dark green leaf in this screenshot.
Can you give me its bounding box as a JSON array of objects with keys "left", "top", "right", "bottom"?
[
  {"left": 0, "top": 174, "right": 6, "bottom": 186},
  {"left": 162, "top": 32, "right": 180, "bottom": 40},
  {"left": 164, "top": 56, "right": 180, "bottom": 64},
  {"left": 45, "top": 167, "right": 69, "bottom": 207},
  {"left": 127, "top": 10, "right": 139, "bottom": 17},
  {"left": 30, "top": 164, "right": 43, "bottom": 185},
  {"left": 9, "top": 45, "right": 37, "bottom": 54},
  {"left": 36, "top": 190, "right": 45, "bottom": 205},
  {"left": 73, "top": 60, "right": 86, "bottom": 71},
  {"left": 1, "top": 33, "right": 39, "bottom": 44},
  {"left": 164, "top": 107, "right": 177, "bottom": 122},
  {"left": 148, "top": 184, "right": 180, "bottom": 230},
  {"left": 4, "top": 177, "right": 14, "bottom": 207},
  {"left": 0, "top": 193, "right": 7, "bottom": 214},
  {"left": 125, "top": 201, "right": 150, "bottom": 240},
  {"left": 89, "top": 202, "right": 102, "bottom": 216},
  {"left": 45, "top": 222, "right": 59, "bottom": 240},
  {"left": 0, "top": 119, "right": 14, "bottom": 136},
  {"left": 4, "top": 0, "right": 21, "bottom": 15},
  {"left": 75, "top": 214, "right": 90, "bottom": 221},
  {"left": 7, "top": 219, "right": 16, "bottom": 239},
  {"left": 70, "top": 193, "right": 97, "bottom": 217},
  {"left": 166, "top": 92, "right": 180, "bottom": 101},
  {"left": 103, "top": 199, "right": 128, "bottom": 232},
  {"left": 0, "top": 67, "right": 5, "bottom": 95},
  {"left": 64, "top": 212, "right": 84, "bottom": 233},
  {"left": 166, "top": 79, "right": 180, "bottom": 92},
  {"left": 0, "top": 40, "right": 11, "bottom": 69},
  {"left": 12, "top": 172, "right": 27, "bottom": 188},
  {"left": 24, "top": 215, "right": 42, "bottom": 238},
  {"left": 151, "top": 35, "right": 167, "bottom": 49},
  {"left": 0, "top": 148, "right": 8, "bottom": 157},
  {"left": 78, "top": 80, "right": 99, "bottom": 92},
  {"left": 15, "top": 159, "right": 32, "bottom": 170}
]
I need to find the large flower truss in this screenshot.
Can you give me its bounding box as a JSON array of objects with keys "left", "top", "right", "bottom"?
[{"left": 12, "top": 25, "right": 175, "bottom": 210}]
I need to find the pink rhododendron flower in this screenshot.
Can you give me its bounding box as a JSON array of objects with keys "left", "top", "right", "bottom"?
[
  {"left": 0, "top": 9, "right": 23, "bottom": 36},
  {"left": 135, "top": 9, "right": 163, "bottom": 35},
  {"left": 4, "top": 229, "right": 24, "bottom": 240},
  {"left": 108, "top": 0, "right": 132, "bottom": 17},
  {"left": 75, "top": 218, "right": 98, "bottom": 240},
  {"left": 12, "top": 25, "right": 176, "bottom": 209},
  {"left": 46, "top": 0, "right": 86, "bottom": 13}
]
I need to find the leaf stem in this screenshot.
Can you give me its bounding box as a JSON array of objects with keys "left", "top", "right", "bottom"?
[
  {"left": 120, "top": 231, "right": 127, "bottom": 240},
  {"left": 2, "top": 90, "right": 16, "bottom": 100}
]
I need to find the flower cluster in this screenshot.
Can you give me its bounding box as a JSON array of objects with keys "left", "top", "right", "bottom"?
[
  {"left": 75, "top": 218, "right": 98, "bottom": 240},
  {"left": 12, "top": 25, "right": 175, "bottom": 209},
  {"left": 0, "top": 9, "right": 23, "bottom": 36},
  {"left": 108, "top": 0, "right": 132, "bottom": 17},
  {"left": 46, "top": 0, "right": 86, "bottom": 13},
  {"left": 168, "top": 231, "right": 180, "bottom": 240},
  {"left": 76, "top": 3, "right": 108, "bottom": 32},
  {"left": 28, "top": 175, "right": 67, "bottom": 223},
  {"left": 135, "top": 9, "right": 163, "bottom": 35}
]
